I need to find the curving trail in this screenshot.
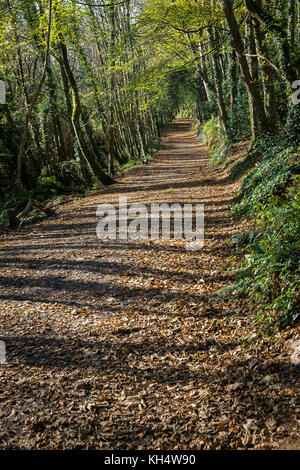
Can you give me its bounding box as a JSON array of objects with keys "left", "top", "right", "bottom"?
[{"left": 0, "top": 120, "right": 298, "bottom": 449}]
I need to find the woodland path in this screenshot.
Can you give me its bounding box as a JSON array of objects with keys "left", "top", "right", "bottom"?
[{"left": 0, "top": 120, "right": 298, "bottom": 449}]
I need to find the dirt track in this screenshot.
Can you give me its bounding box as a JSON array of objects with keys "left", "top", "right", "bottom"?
[{"left": 0, "top": 120, "right": 299, "bottom": 449}]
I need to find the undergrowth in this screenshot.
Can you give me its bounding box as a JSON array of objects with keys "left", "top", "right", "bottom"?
[
  {"left": 229, "top": 181, "right": 300, "bottom": 331},
  {"left": 195, "top": 117, "right": 233, "bottom": 166},
  {"left": 0, "top": 138, "right": 164, "bottom": 230},
  {"left": 221, "top": 135, "right": 300, "bottom": 331},
  {"left": 231, "top": 136, "right": 300, "bottom": 213}
]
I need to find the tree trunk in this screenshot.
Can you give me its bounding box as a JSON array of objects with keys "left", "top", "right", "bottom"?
[
  {"left": 252, "top": 14, "right": 278, "bottom": 130},
  {"left": 59, "top": 41, "right": 113, "bottom": 185},
  {"left": 108, "top": 1, "right": 116, "bottom": 176},
  {"left": 222, "top": 0, "right": 267, "bottom": 138},
  {"left": 16, "top": 0, "right": 53, "bottom": 188}
]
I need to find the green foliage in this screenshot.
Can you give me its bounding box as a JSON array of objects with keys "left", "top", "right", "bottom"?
[
  {"left": 37, "top": 174, "right": 64, "bottom": 195},
  {"left": 210, "top": 141, "right": 232, "bottom": 166},
  {"left": 223, "top": 133, "right": 300, "bottom": 331},
  {"left": 36, "top": 163, "right": 86, "bottom": 197},
  {"left": 201, "top": 117, "right": 223, "bottom": 151},
  {"left": 199, "top": 117, "right": 232, "bottom": 166},
  {"left": 230, "top": 183, "right": 300, "bottom": 330},
  {"left": 284, "top": 103, "right": 300, "bottom": 146},
  {"left": 223, "top": 76, "right": 251, "bottom": 141},
  {"left": 228, "top": 95, "right": 251, "bottom": 141},
  {"left": 232, "top": 137, "right": 300, "bottom": 215}
]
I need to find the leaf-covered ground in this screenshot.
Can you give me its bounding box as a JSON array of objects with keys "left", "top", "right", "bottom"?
[{"left": 0, "top": 120, "right": 299, "bottom": 449}]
